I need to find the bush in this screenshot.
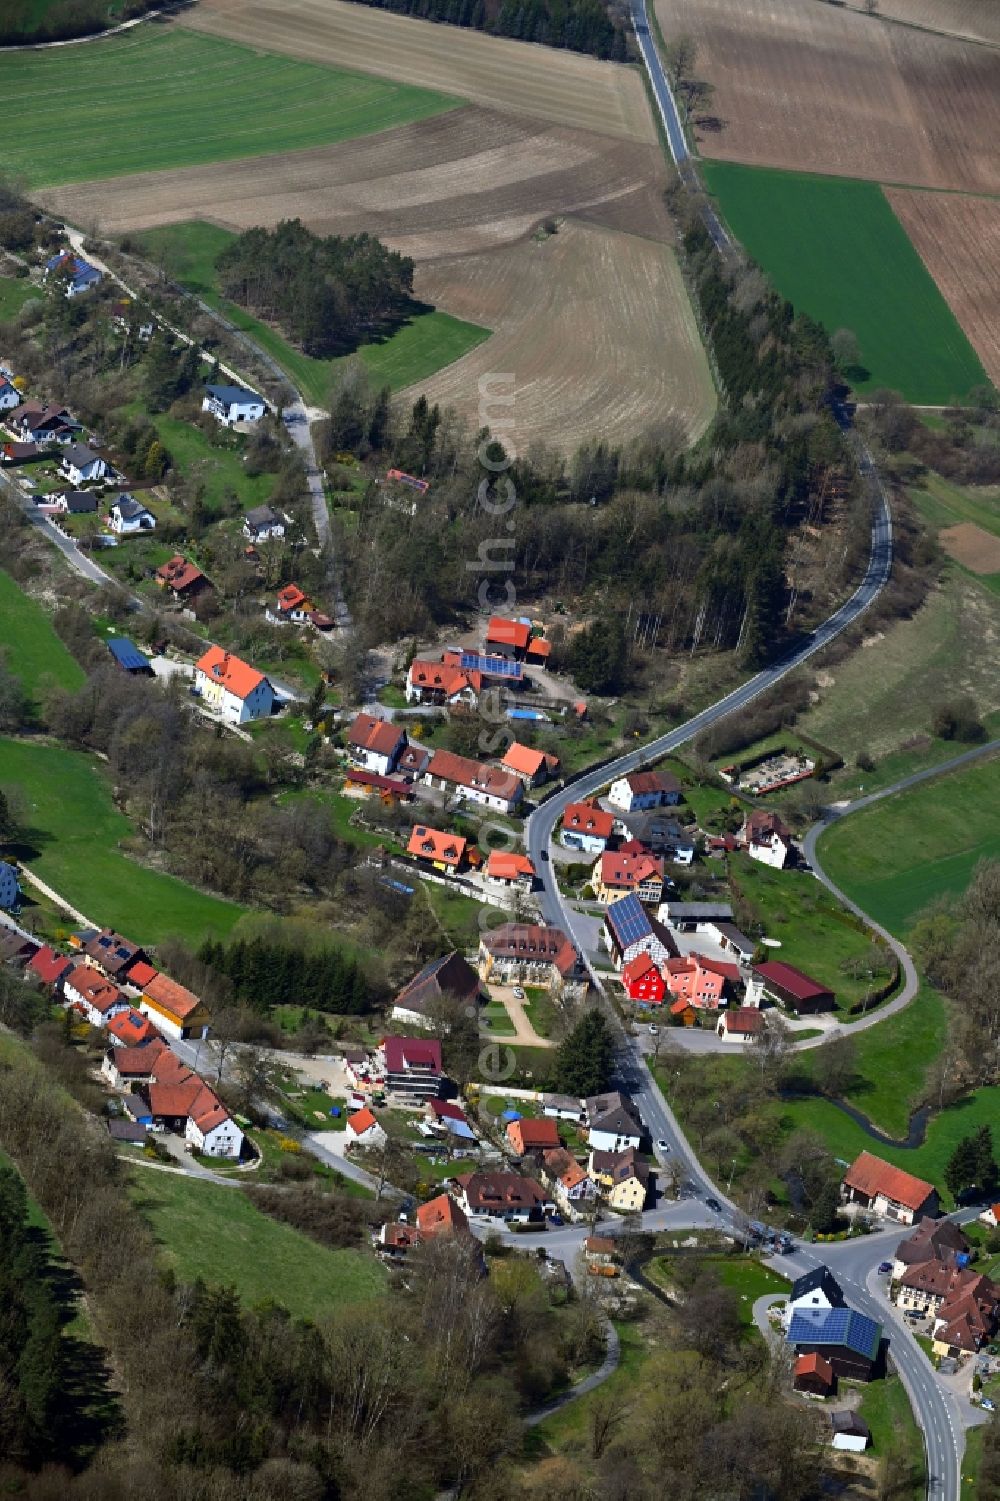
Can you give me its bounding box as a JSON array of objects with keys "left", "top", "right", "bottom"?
[{"left": 932, "top": 698, "right": 985, "bottom": 743}]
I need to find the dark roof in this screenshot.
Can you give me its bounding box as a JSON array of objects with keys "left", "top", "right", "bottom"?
[
  {"left": 61, "top": 489, "right": 98, "bottom": 513},
  {"left": 791, "top": 1265, "right": 845, "bottom": 1307},
  {"left": 63, "top": 441, "right": 100, "bottom": 468},
  {"left": 393, "top": 951, "right": 481, "bottom": 1016},
  {"left": 895, "top": 1217, "right": 968, "bottom": 1266},
  {"left": 107, "top": 638, "right": 149, "bottom": 672},
  {"left": 206, "top": 383, "right": 261, "bottom": 406},
  {"left": 245, "top": 504, "right": 279, "bottom": 527},
  {"left": 107, "top": 1119, "right": 147, "bottom": 1143},
  {"left": 787, "top": 1307, "right": 882, "bottom": 1362},
  {"left": 113, "top": 495, "right": 151, "bottom": 520},
  {"left": 830, "top": 1411, "right": 871, "bottom": 1440}
]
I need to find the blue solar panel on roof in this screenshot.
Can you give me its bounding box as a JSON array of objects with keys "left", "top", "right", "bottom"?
[
  {"left": 460, "top": 652, "right": 523, "bottom": 678},
  {"left": 609, "top": 893, "right": 652, "bottom": 946}
]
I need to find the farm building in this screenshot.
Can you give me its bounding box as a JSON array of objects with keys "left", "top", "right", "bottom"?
[
  {"left": 841, "top": 1152, "right": 938, "bottom": 1225},
  {"left": 746, "top": 961, "right": 835, "bottom": 1014}
]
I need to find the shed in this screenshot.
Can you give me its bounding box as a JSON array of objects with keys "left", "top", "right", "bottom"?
[{"left": 107, "top": 637, "right": 154, "bottom": 676}]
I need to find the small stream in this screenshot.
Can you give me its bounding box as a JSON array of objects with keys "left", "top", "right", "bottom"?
[{"left": 782, "top": 1091, "right": 932, "bottom": 1151}]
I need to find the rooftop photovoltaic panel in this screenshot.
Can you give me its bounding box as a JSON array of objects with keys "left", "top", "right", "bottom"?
[
  {"left": 607, "top": 892, "right": 651, "bottom": 947},
  {"left": 460, "top": 652, "right": 523, "bottom": 679}
]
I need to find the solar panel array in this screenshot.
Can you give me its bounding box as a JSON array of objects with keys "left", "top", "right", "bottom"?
[
  {"left": 787, "top": 1307, "right": 881, "bottom": 1358},
  {"left": 608, "top": 892, "right": 652, "bottom": 947},
  {"left": 460, "top": 652, "right": 523, "bottom": 679}
]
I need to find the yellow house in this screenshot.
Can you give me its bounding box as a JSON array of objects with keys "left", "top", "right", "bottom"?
[{"left": 140, "top": 973, "right": 211, "bottom": 1042}]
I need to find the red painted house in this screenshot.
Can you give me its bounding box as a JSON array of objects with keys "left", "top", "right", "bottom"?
[{"left": 622, "top": 953, "right": 666, "bottom": 1005}]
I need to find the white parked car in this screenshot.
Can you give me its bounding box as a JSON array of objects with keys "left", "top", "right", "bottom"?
[{"left": 512, "top": 987, "right": 525, "bottom": 999}]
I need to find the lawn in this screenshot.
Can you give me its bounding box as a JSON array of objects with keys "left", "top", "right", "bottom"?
[
  {"left": 423, "top": 881, "right": 494, "bottom": 953},
  {"left": 526, "top": 1320, "right": 647, "bottom": 1455},
  {"left": 129, "top": 1167, "right": 385, "bottom": 1319},
  {"left": 818, "top": 752, "right": 1000, "bottom": 934},
  {"left": 713, "top": 1257, "right": 789, "bottom": 1332},
  {"left": 0, "top": 275, "right": 41, "bottom": 321},
  {"left": 727, "top": 853, "right": 884, "bottom": 1012},
  {"left": 115, "top": 400, "right": 278, "bottom": 515},
  {"left": 135, "top": 221, "right": 490, "bottom": 405},
  {"left": 703, "top": 162, "right": 988, "bottom": 404},
  {"left": 858, "top": 1376, "right": 925, "bottom": 1496},
  {"left": 4, "top": 29, "right": 457, "bottom": 187},
  {"left": 0, "top": 569, "right": 85, "bottom": 701},
  {"left": 0, "top": 736, "right": 245, "bottom": 945}
]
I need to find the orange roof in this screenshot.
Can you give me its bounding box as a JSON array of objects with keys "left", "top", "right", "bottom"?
[
  {"left": 502, "top": 742, "right": 548, "bottom": 778},
  {"left": 670, "top": 997, "right": 694, "bottom": 1015},
  {"left": 106, "top": 1010, "right": 159, "bottom": 1046},
  {"left": 485, "top": 850, "right": 535, "bottom": 881},
  {"left": 276, "top": 583, "right": 311, "bottom": 612},
  {"left": 143, "top": 972, "right": 204, "bottom": 1022},
  {"left": 408, "top": 659, "right": 474, "bottom": 698},
  {"left": 156, "top": 555, "right": 204, "bottom": 593},
  {"left": 415, "top": 1193, "right": 469, "bottom": 1236},
  {"left": 348, "top": 712, "right": 402, "bottom": 757},
  {"left": 843, "top": 1151, "right": 936, "bottom": 1213},
  {"left": 195, "top": 645, "right": 266, "bottom": 701},
  {"left": 348, "top": 1107, "right": 378, "bottom": 1135},
  {"left": 795, "top": 1352, "right": 833, "bottom": 1384},
  {"left": 525, "top": 637, "right": 551, "bottom": 659},
  {"left": 148, "top": 1049, "right": 192, "bottom": 1086},
  {"left": 148, "top": 1078, "right": 203, "bottom": 1117},
  {"left": 562, "top": 801, "right": 614, "bottom": 838},
  {"left": 486, "top": 616, "right": 530, "bottom": 650},
  {"left": 598, "top": 850, "right": 664, "bottom": 889},
  {"left": 560, "top": 1159, "right": 589, "bottom": 1190},
  {"left": 407, "top": 824, "right": 467, "bottom": 867},
  {"left": 189, "top": 1084, "right": 228, "bottom": 1133},
  {"left": 65, "top": 963, "right": 124, "bottom": 1013}
]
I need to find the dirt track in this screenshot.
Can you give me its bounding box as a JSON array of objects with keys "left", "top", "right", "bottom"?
[
  {"left": 886, "top": 187, "right": 1000, "bottom": 386},
  {"left": 655, "top": 0, "right": 1000, "bottom": 193},
  {"left": 182, "top": 0, "right": 656, "bottom": 144},
  {"left": 938, "top": 523, "right": 1000, "bottom": 574},
  {"left": 41, "top": 107, "right": 672, "bottom": 260},
  {"left": 408, "top": 219, "right": 716, "bottom": 454}
]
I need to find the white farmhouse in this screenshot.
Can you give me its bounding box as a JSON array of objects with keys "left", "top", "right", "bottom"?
[
  {"left": 60, "top": 442, "right": 108, "bottom": 486},
  {"left": 184, "top": 1090, "right": 244, "bottom": 1159},
  {"left": 194, "top": 645, "right": 274, "bottom": 725},
  {"left": 202, "top": 383, "right": 266, "bottom": 427}
]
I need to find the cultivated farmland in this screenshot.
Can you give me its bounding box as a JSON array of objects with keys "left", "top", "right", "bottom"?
[
  {"left": 409, "top": 221, "right": 716, "bottom": 452},
  {"left": 885, "top": 189, "right": 1000, "bottom": 389},
  {"left": 182, "top": 0, "right": 656, "bottom": 143},
  {"left": 841, "top": 0, "right": 1000, "bottom": 47},
  {"left": 702, "top": 164, "right": 987, "bottom": 403},
  {"left": 0, "top": 27, "right": 457, "bottom": 188},
  {"left": 654, "top": 0, "right": 1000, "bottom": 194}
]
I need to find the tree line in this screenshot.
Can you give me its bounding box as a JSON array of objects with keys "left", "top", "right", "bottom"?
[
  {"left": 0, "top": 0, "right": 155, "bottom": 43},
  {"left": 216, "top": 220, "right": 415, "bottom": 359},
  {"left": 341, "top": 0, "right": 629, "bottom": 59},
  {"left": 197, "top": 935, "right": 371, "bottom": 1016}
]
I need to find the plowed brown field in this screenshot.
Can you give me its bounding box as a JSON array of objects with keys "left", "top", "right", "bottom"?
[
  {"left": 181, "top": 0, "right": 655, "bottom": 143},
  {"left": 842, "top": 0, "right": 1000, "bottom": 47},
  {"left": 407, "top": 220, "right": 716, "bottom": 453},
  {"left": 886, "top": 188, "right": 1000, "bottom": 385},
  {"left": 41, "top": 107, "right": 672, "bottom": 260},
  {"left": 654, "top": 0, "right": 1000, "bottom": 192}
]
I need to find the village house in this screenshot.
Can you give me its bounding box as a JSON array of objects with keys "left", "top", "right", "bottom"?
[
  {"left": 627, "top": 815, "right": 695, "bottom": 864},
  {"left": 786, "top": 1306, "right": 882, "bottom": 1382},
  {"left": 484, "top": 850, "right": 535, "bottom": 892},
  {"left": 478, "top": 922, "right": 585, "bottom": 996},
  {"left": 783, "top": 1266, "right": 845, "bottom": 1329},
  {"left": 406, "top": 823, "right": 468, "bottom": 872},
  {"left": 12, "top": 403, "right": 80, "bottom": 445},
  {"left": 664, "top": 954, "right": 728, "bottom": 1011},
  {"left": 273, "top": 583, "right": 316, "bottom": 625},
  {"left": 51, "top": 489, "right": 98, "bottom": 515},
  {"left": 746, "top": 960, "right": 835, "bottom": 1014},
  {"left": 602, "top": 892, "right": 677, "bottom": 972},
  {"left": 506, "top": 1116, "right": 561, "bottom": 1156},
  {"left": 423, "top": 749, "right": 523, "bottom": 815},
  {"left": 83, "top": 928, "right": 151, "bottom": 987},
  {"left": 622, "top": 952, "right": 667, "bottom": 1005},
  {"left": 541, "top": 1147, "right": 597, "bottom": 1213},
  {"left": 202, "top": 382, "right": 265, "bottom": 426},
  {"left": 347, "top": 1107, "right": 388, "bottom": 1150},
  {"left": 194, "top": 645, "right": 275, "bottom": 726},
  {"left": 425, "top": 1098, "right": 477, "bottom": 1144},
  {"left": 60, "top": 442, "right": 108, "bottom": 486},
  {"left": 391, "top": 951, "right": 482, "bottom": 1029},
  {"left": 980, "top": 1203, "right": 1000, "bottom": 1229},
  {"left": 405, "top": 653, "right": 481, "bottom": 708},
  {"left": 585, "top": 1234, "right": 619, "bottom": 1269},
  {"left": 501, "top": 742, "right": 560, "bottom": 787},
  {"left": 185, "top": 1089, "right": 244, "bottom": 1159},
  {"left": 841, "top": 1151, "right": 938, "bottom": 1225},
  {"left": 243, "top": 504, "right": 285, "bottom": 542},
  {"left": 397, "top": 743, "right": 432, "bottom": 780},
  {"left": 25, "top": 945, "right": 73, "bottom": 992},
  {"left": 0, "top": 375, "right": 21, "bottom": 411},
  {"left": 560, "top": 799, "right": 615, "bottom": 854},
  {"left": 484, "top": 616, "right": 532, "bottom": 659},
  {"left": 716, "top": 1006, "right": 764, "bottom": 1040},
  {"left": 108, "top": 495, "right": 156, "bottom": 533},
  {"left": 607, "top": 768, "right": 682, "bottom": 813},
  {"left": 587, "top": 1144, "right": 647, "bottom": 1200},
  {"left": 347, "top": 713, "right": 407, "bottom": 776},
  {"left": 105, "top": 1008, "right": 159, "bottom": 1048},
  {"left": 45, "top": 251, "right": 102, "bottom": 297},
  {"left": 793, "top": 1353, "right": 835, "bottom": 1399},
  {"left": 379, "top": 1035, "right": 445, "bottom": 1102},
  {"left": 377, "top": 1193, "right": 472, "bottom": 1260},
  {"left": 63, "top": 963, "right": 130, "bottom": 1027},
  {"left": 592, "top": 849, "right": 665, "bottom": 906},
  {"left": 669, "top": 997, "right": 697, "bottom": 1026},
  {"left": 739, "top": 809, "right": 793, "bottom": 869},
  {"left": 157, "top": 555, "right": 208, "bottom": 601},
  {"left": 451, "top": 1170, "right": 549, "bottom": 1221},
  {"left": 585, "top": 1091, "right": 644, "bottom": 1153},
  {"left": 0, "top": 929, "right": 36, "bottom": 968},
  {"left": 606, "top": 1150, "right": 650, "bottom": 1211},
  {"left": 892, "top": 1217, "right": 969, "bottom": 1281},
  {"left": 140, "top": 973, "right": 211, "bottom": 1042}
]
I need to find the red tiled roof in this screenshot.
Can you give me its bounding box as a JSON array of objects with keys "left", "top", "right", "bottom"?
[
  {"left": 754, "top": 961, "right": 833, "bottom": 1003},
  {"left": 65, "top": 963, "right": 124, "bottom": 1014},
  {"left": 425, "top": 749, "right": 521, "bottom": 803},
  {"left": 143, "top": 973, "right": 204, "bottom": 1021},
  {"left": 190, "top": 1087, "right": 229, "bottom": 1135},
  {"left": 26, "top": 945, "right": 71, "bottom": 987},
  {"left": 407, "top": 824, "right": 467, "bottom": 867},
  {"left": 502, "top": 742, "right": 549, "bottom": 778},
  {"left": 481, "top": 923, "right": 579, "bottom": 977},
  {"left": 126, "top": 960, "right": 158, "bottom": 989},
  {"left": 349, "top": 712, "right": 402, "bottom": 757},
  {"left": 795, "top": 1352, "right": 834, "bottom": 1385},
  {"left": 598, "top": 850, "right": 664, "bottom": 890},
  {"left": 562, "top": 801, "right": 614, "bottom": 839},
  {"left": 415, "top": 1193, "right": 469, "bottom": 1236},
  {"left": 723, "top": 1007, "right": 764, "bottom": 1035},
  {"left": 624, "top": 769, "right": 682, "bottom": 796},
  {"left": 485, "top": 850, "right": 535, "bottom": 881},
  {"left": 110, "top": 1042, "right": 165, "bottom": 1075},
  {"left": 843, "top": 1151, "right": 936, "bottom": 1213},
  {"left": 106, "top": 1009, "right": 159, "bottom": 1046},
  {"left": 156, "top": 555, "right": 204, "bottom": 593},
  {"left": 622, "top": 953, "right": 659, "bottom": 985},
  {"left": 670, "top": 997, "right": 694, "bottom": 1015},
  {"left": 408, "top": 659, "right": 474, "bottom": 698},
  {"left": 486, "top": 616, "right": 530, "bottom": 650},
  {"left": 195, "top": 645, "right": 266, "bottom": 701},
  {"left": 148, "top": 1049, "right": 192, "bottom": 1086},
  {"left": 381, "top": 1036, "right": 443, "bottom": 1074},
  {"left": 276, "top": 583, "right": 310, "bottom": 612},
  {"left": 525, "top": 637, "right": 551, "bottom": 660},
  {"left": 507, "top": 1117, "right": 561, "bottom": 1151},
  {"left": 148, "top": 1078, "right": 203, "bottom": 1118},
  {"left": 348, "top": 1107, "right": 379, "bottom": 1135}
]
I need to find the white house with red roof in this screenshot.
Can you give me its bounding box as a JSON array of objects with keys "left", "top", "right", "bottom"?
[
  {"left": 405, "top": 655, "right": 480, "bottom": 707},
  {"left": 423, "top": 749, "right": 523, "bottom": 815},
  {"left": 194, "top": 646, "right": 274, "bottom": 725},
  {"left": 407, "top": 824, "right": 467, "bottom": 871},
  {"left": 184, "top": 1086, "right": 244, "bottom": 1159},
  {"left": 501, "top": 742, "right": 559, "bottom": 787},
  {"left": 347, "top": 713, "right": 406, "bottom": 776},
  {"left": 560, "top": 800, "right": 615, "bottom": 854},
  {"left": 485, "top": 850, "right": 535, "bottom": 891},
  {"left": 608, "top": 769, "right": 682, "bottom": 812},
  {"left": 379, "top": 1036, "right": 445, "bottom": 1102},
  {"left": 63, "top": 963, "right": 131, "bottom": 1027},
  {"left": 841, "top": 1151, "right": 938, "bottom": 1225},
  {"left": 347, "top": 1107, "right": 387, "bottom": 1149},
  {"left": 592, "top": 849, "right": 665, "bottom": 905}
]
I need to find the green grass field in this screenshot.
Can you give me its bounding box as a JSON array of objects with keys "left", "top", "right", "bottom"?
[
  {"left": 3, "top": 29, "right": 457, "bottom": 188},
  {"left": 818, "top": 753, "right": 1000, "bottom": 934},
  {"left": 130, "top": 1168, "right": 384, "bottom": 1319},
  {"left": 0, "top": 570, "right": 85, "bottom": 702},
  {"left": 909, "top": 472, "right": 1000, "bottom": 595},
  {"left": 703, "top": 162, "right": 988, "bottom": 404},
  {"left": 116, "top": 398, "right": 277, "bottom": 514},
  {"left": 136, "top": 221, "right": 490, "bottom": 405},
  {"left": 0, "top": 736, "right": 245, "bottom": 945},
  {"left": 858, "top": 1377, "right": 925, "bottom": 1493},
  {"left": 0, "top": 276, "right": 41, "bottom": 321}
]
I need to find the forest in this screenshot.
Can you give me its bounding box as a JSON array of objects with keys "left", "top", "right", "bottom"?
[
  {"left": 0, "top": 0, "right": 155, "bottom": 43},
  {"left": 216, "top": 221, "right": 416, "bottom": 359},
  {"left": 341, "top": 0, "right": 629, "bottom": 60}
]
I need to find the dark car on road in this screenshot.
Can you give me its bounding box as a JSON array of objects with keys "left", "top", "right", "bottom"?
[{"left": 706, "top": 1197, "right": 722, "bottom": 1213}]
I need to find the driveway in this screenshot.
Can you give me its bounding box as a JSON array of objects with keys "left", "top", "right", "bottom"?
[{"left": 486, "top": 984, "right": 555, "bottom": 1049}]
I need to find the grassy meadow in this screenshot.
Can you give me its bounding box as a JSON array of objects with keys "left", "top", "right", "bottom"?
[
  {"left": 0, "top": 570, "right": 86, "bottom": 703},
  {"left": 3, "top": 29, "right": 457, "bottom": 187},
  {"left": 136, "top": 220, "right": 490, "bottom": 405},
  {"left": 703, "top": 162, "right": 987, "bottom": 403}
]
